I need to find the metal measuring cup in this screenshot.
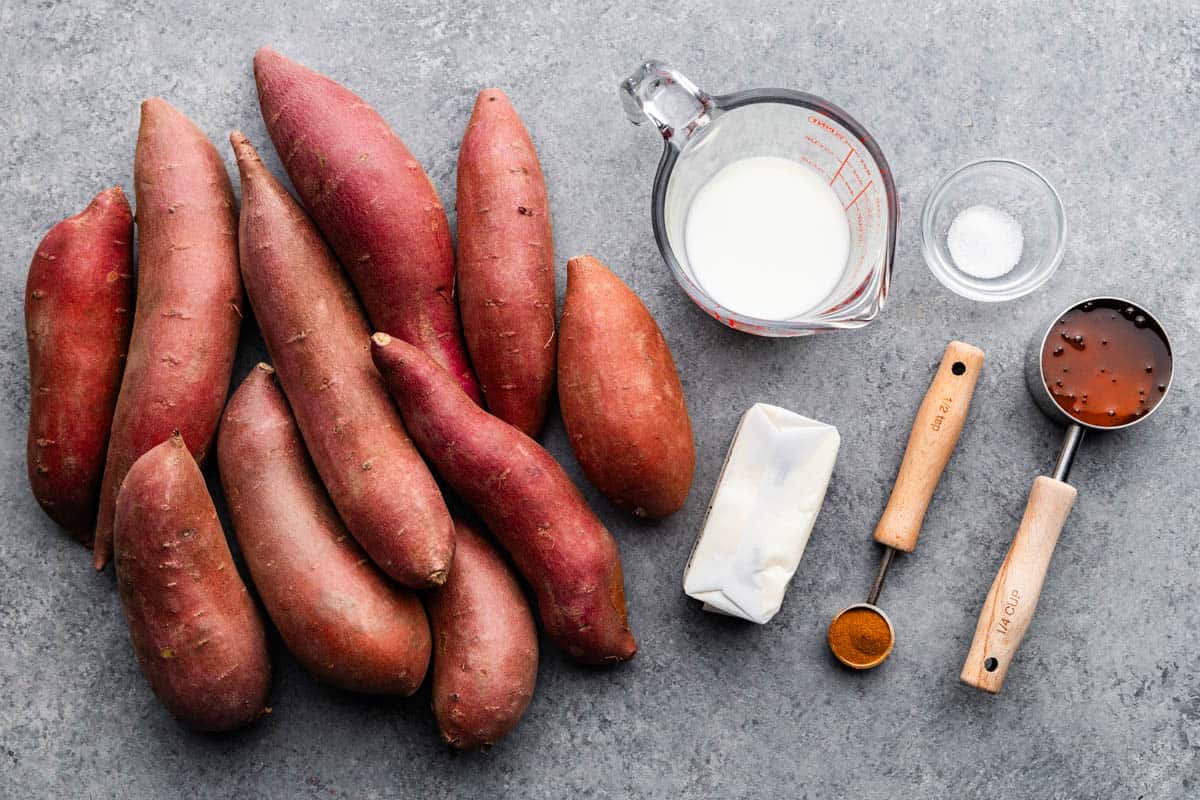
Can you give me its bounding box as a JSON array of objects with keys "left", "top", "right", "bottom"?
[{"left": 961, "top": 296, "right": 1173, "bottom": 693}]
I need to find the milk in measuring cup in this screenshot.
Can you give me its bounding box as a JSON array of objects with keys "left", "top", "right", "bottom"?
[{"left": 684, "top": 156, "right": 849, "bottom": 321}]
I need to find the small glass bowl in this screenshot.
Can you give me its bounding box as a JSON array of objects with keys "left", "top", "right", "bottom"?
[{"left": 921, "top": 158, "right": 1067, "bottom": 302}]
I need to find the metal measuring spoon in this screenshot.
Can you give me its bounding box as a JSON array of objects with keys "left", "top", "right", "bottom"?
[
  {"left": 961, "top": 296, "right": 1173, "bottom": 693},
  {"left": 829, "top": 341, "right": 985, "bottom": 670}
]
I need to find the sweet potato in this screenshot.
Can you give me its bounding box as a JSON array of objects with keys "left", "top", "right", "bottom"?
[
  {"left": 558, "top": 255, "right": 694, "bottom": 518},
  {"left": 25, "top": 187, "right": 133, "bottom": 541},
  {"left": 218, "top": 364, "right": 431, "bottom": 694},
  {"left": 456, "top": 89, "right": 556, "bottom": 436},
  {"left": 93, "top": 99, "right": 242, "bottom": 570},
  {"left": 429, "top": 517, "right": 537, "bottom": 748},
  {"left": 371, "top": 333, "right": 636, "bottom": 665},
  {"left": 114, "top": 433, "right": 270, "bottom": 732},
  {"left": 253, "top": 47, "right": 480, "bottom": 403},
  {"left": 230, "top": 132, "right": 453, "bottom": 588}
]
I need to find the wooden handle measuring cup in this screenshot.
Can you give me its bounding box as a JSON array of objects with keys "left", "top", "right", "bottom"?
[
  {"left": 960, "top": 476, "right": 1077, "bottom": 692},
  {"left": 874, "top": 341, "right": 986, "bottom": 552},
  {"left": 961, "top": 296, "right": 1173, "bottom": 693}
]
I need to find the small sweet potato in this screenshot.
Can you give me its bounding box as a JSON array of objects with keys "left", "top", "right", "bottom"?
[
  {"left": 218, "top": 364, "right": 431, "bottom": 695},
  {"left": 230, "top": 132, "right": 453, "bottom": 588},
  {"left": 253, "top": 46, "right": 480, "bottom": 403},
  {"left": 25, "top": 186, "right": 133, "bottom": 541},
  {"left": 371, "top": 333, "right": 636, "bottom": 665},
  {"left": 93, "top": 99, "right": 242, "bottom": 570},
  {"left": 429, "top": 518, "right": 538, "bottom": 748},
  {"left": 456, "top": 88, "right": 556, "bottom": 436},
  {"left": 558, "top": 255, "right": 695, "bottom": 518},
  {"left": 114, "top": 433, "right": 270, "bottom": 732}
]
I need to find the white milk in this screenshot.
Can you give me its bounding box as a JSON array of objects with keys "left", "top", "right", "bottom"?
[{"left": 684, "top": 156, "right": 850, "bottom": 320}]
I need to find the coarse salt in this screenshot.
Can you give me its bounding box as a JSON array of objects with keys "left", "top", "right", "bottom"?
[{"left": 946, "top": 204, "right": 1024, "bottom": 279}]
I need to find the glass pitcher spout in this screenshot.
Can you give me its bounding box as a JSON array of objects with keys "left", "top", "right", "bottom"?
[{"left": 621, "top": 61, "right": 714, "bottom": 148}]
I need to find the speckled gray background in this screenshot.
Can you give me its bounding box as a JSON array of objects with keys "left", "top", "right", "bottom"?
[{"left": 2, "top": 1, "right": 1198, "bottom": 797}]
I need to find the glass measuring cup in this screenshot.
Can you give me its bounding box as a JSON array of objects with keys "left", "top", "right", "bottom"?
[{"left": 621, "top": 61, "right": 898, "bottom": 336}]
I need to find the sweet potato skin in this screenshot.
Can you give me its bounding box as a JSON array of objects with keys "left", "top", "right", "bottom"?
[
  {"left": 25, "top": 187, "right": 133, "bottom": 541},
  {"left": 230, "top": 132, "right": 453, "bottom": 588},
  {"left": 253, "top": 46, "right": 480, "bottom": 403},
  {"left": 558, "top": 256, "right": 695, "bottom": 518},
  {"left": 456, "top": 89, "right": 555, "bottom": 436},
  {"left": 429, "top": 518, "right": 538, "bottom": 748},
  {"left": 218, "top": 364, "right": 431, "bottom": 694},
  {"left": 114, "top": 434, "right": 270, "bottom": 732},
  {"left": 371, "top": 333, "right": 636, "bottom": 665},
  {"left": 93, "top": 99, "right": 242, "bottom": 570}
]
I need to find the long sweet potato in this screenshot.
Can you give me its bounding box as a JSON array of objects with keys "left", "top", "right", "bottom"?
[
  {"left": 253, "top": 47, "right": 480, "bottom": 403},
  {"left": 230, "top": 132, "right": 453, "bottom": 588},
  {"left": 25, "top": 187, "right": 133, "bottom": 541},
  {"left": 558, "top": 255, "right": 695, "bottom": 518},
  {"left": 93, "top": 99, "right": 242, "bottom": 570},
  {"left": 218, "top": 364, "right": 431, "bottom": 694},
  {"left": 371, "top": 333, "right": 636, "bottom": 665},
  {"left": 429, "top": 517, "right": 537, "bottom": 748},
  {"left": 114, "top": 433, "right": 270, "bottom": 732},
  {"left": 456, "top": 89, "right": 555, "bottom": 436}
]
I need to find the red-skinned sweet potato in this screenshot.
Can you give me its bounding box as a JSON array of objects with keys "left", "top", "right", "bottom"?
[
  {"left": 253, "top": 47, "right": 480, "bottom": 403},
  {"left": 429, "top": 517, "right": 538, "bottom": 748},
  {"left": 456, "top": 88, "right": 555, "bottom": 436},
  {"left": 93, "top": 99, "right": 242, "bottom": 570},
  {"left": 371, "top": 333, "right": 636, "bottom": 665},
  {"left": 25, "top": 187, "right": 133, "bottom": 541},
  {"left": 114, "top": 433, "right": 270, "bottom": 732},
  {"left": 558, "top": 255, "right": 694, "bottom": 518},
  {"left": 230, "top": 132, "right": 453, "bottom": 588},
  {"left": 218, "top": 364, "right": 431, "bottom": 694}
]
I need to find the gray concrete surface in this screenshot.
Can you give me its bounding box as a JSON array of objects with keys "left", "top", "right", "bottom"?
[{"left": 2, "top": 1, "right": 1198, "bottom": 797}]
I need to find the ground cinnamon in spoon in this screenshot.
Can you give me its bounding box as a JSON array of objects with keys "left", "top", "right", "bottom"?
[{"left": 829, "top": 607, "right": 893, "bottom": 667}]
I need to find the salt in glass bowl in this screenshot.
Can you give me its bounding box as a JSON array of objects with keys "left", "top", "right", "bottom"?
[{"left": 920, "top": 158, "right": 1067, "bottom": 302}]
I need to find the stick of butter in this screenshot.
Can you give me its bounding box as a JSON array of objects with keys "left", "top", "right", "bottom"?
[{"left": 683, "top": 403, "right": 840, "bottom": 624}]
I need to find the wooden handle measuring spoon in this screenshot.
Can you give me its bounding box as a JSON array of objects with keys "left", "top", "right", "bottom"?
[
  {"left": 829, "top": 341, "right": 984, "bottom": 670},
  {"left": 874, "top": 340, "right": 986, "bottom": 552}
]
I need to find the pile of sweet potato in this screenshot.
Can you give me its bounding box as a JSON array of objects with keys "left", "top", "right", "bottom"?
[{"left": 23, "top": 48, "right": 694, "bottom": 748}]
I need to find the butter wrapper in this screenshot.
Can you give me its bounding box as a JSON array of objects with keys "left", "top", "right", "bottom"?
[{"left": 683, "top": 403, "right": 840, "bottom": 624}]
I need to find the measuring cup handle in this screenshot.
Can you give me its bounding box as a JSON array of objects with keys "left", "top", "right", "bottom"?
[
  {"left": 873, "top": 341, "right": 985, "bottom": 552},
  {"left": 961, "top": 475, "right": 1078, "bottom": 693},
  {"left": 620, "top": 61, "right": 713, "bottom": 147}
]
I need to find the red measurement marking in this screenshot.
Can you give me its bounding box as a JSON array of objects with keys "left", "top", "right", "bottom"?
[
  {"left": 830, "top": 147, "right": 855, "bottom": 186},
  {"left": 843, "top": 179, "right": 873, "bottom": 211}
]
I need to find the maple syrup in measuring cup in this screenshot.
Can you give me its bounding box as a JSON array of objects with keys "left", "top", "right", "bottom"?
[
  {"left": 1040, "top": 298, "right": 1172, "bottom": 427},
  {"left": 622, "top": 61, "right": 897, "bottom": 336},
  {"left": 961, "top": 297, "right": 1172, "bottom": 693}
]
